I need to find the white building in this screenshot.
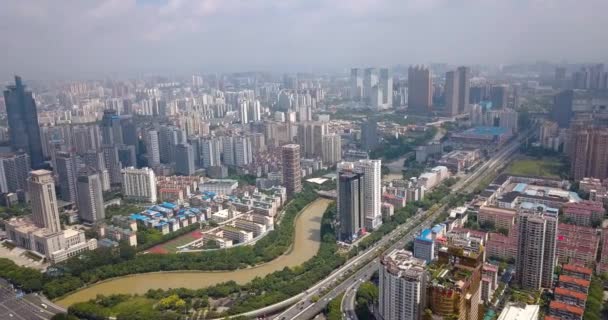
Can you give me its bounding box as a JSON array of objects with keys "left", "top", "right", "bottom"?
[
  {"left": 322, "top": 134, "right": 342, "bottom": 165},
  {"left": 145, "top": 130, "right": 160, "bottom": 166},
  {"left": 201, "top": 137, "right": 222, "bottom": 168},
  {"left": 121, "top": 167, "right": 157, "bottom": 203},
  {"left": 338, "top": 159, "right": 382, "bottom": 230},
  {"left": 199, "top": 179, "right": 239, "bottom": 195},
  {"left": 497, "top": 303, "right": 539, "bottom": 320},
  {"left": 234, "top": 136, "right": 253, "bottom": 167},
  {"left": 379, "top": 249, "right": 427, "bottom": 320}
]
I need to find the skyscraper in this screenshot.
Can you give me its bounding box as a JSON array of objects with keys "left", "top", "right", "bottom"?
[
  {"left": 363, "top": 68, "right": 379, "bottom": 103},
  {"left": 552, "top": 90, "right": 574, "bottom": 128},
  {"left": 175, "top": 143, "right": 195, "bottom": 176},
  {"left": 145, "top": 130, "right": 160, "bottom": 166},
  {"left": 354, "top": 159, "right": 382, "bottom": 230},
  {"left": 0, "top": 152, "right": 30, "bottom": 194},
  {"left": 28, "top": 170, "right": 61, "bottom": 233},
  {"left": 297, "top": 122, "right": 327, "bottom": 158},
  {"left": 568, "top": 123, "right": 608, "bottom": 181},
  {"left": 516, "top": 208, "right": 558, "bottom": 290},
  {"left": 103, "top": 145, "right": 122, "bottom": 185},
  {"left": 490, "top": 85, "right": 508, "bottom": 109},
  {"left": 361, "top": 119, "right": 378, "bottom": 151},
  {"left": 457, "top": 66, "right": 470, "bottom": 113},
  {"left": 407, "top": 66, "right": 433, "bottom": 115},
  {"left": 83, "top": 149, "right": 111, "bottom": 191},
  {"left": 337, "top": 171, "right": 363, "bottom": 242},
  {"left": 379, "top": 249, "right": 427, "bottom": 320},
  {"left": 350, "top": 68, "right": 363, "bottom": 101},
  {"left": 201, "top": 137, "right": 222, "bottom": 168},
  {"left": 55, "top": 151, "right": 78, "bottom": 204},
  {"left": 77, "top": 168, "right": 105, "bottom": 223},
  {"left": 321, "top": 134, "right": 342, "bottom": 165},
  {"left": 4, "top": 76, "right": 45, "bottom": 169},
  {"left": 281, "top": 144, "right": 302, "bottom": 198},
  {"left": 234, "top": 136, "right": 253, "bottom": 167},
  {"left": 379, "top": 68, "right": 393, "bottom": 109},
  {"left": 100, "top": 109, "right": 123, "bottom": 145},
  {"left": 444, "top": 70, "right": 460, "bottom": 116}
]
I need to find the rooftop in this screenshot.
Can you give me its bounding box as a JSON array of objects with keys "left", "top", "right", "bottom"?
[
  {"left": 497, "top": 303, "right": 539, "bottom": 320},
  {"left": 562, "top": 264, "right": 593, "bottom": 276},
  {"left": 549, "top": 301, "right": 584, "bottom": 316}
]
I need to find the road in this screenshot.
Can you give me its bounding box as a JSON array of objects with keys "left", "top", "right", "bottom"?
[
  {"left": 0, "top": 279, "right": 62, "bottom": 320},
  {"left": 273, "top": 132, "right": 529, "bottom": 320},
  {"left": 341, "top": 280, "right": 360, "bottom": 320}
]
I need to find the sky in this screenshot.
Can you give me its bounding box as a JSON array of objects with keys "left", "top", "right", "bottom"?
[{"left": 1, "top": 0, "right": 607, "bottom": 79}]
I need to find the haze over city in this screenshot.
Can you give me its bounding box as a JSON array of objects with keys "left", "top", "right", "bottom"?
[{"left": 2, "top": 0, "right": 608, "bottom": 78}]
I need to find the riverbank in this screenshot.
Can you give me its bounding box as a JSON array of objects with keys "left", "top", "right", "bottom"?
[{"left": 55, "top": 198, "right": 331, "bottom": 307}]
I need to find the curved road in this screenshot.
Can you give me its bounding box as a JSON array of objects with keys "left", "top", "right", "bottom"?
[{"left": 55, "top": 198, "right": 331, "bottom": 307}]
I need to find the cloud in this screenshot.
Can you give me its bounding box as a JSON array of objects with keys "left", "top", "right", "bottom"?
[{"left": 0, "top": 0, "right": 607, "bottom": 79}]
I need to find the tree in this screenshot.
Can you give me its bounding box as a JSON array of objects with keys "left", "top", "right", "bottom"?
[{"left": 51, "top": 314, "right": 79, "bottom": 320}]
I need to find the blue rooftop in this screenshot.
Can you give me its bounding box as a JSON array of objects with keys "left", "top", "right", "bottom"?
[
  {"left": 467, "top": 126, "right": 509, "bottom": 136},
  {"left": 513, "top": 183, "right": 527, "bottom": 193},
  {"left": 162, "top": 202, "right": 177, "bottom": 209},
  {"left": 416, "top": 228, "right": 433, "bottom": 242}
]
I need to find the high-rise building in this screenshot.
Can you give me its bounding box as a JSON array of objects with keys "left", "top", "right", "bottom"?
[
  {"left": 201, "top": 137, "right": 222, "bottom": 168},
  {"left": 490, "top": 85, "right": 508, "bottom": 109},
  {"left": 121, "top": 167, "right": 157, "bottom": 203},
  {"left": 297, "top": 122, "right": 327, "bottom": 158},
  {"left": 234, "top": 136, "right": 252, "bottom": 167},
  {"left": 569, "top": 122, "right": 608, "bottom": 181},
  {"left": 457, "top": 66, "right": 471, "bottom": 113},
  {"left": 361, "top": 119, "right": 378, "bottom": 151},
  {"left": 354, "top": 159, "right": 382, "bottom": 230},
  {"left": 515, "top": 208, "right": 558, "bottom": 290},
  {"left": 76, "top": 168, "right": 105, "bottom": 223},
  {"left": 102, "top": 145, "right": 122, "bottom": 185},
  {"left": 221, "top": 136, "right": 235, "bottom": 166},
  {"left": 145, "top": 130, "right": 160, "bottom": 166},
  {"left": 281, "top": 144, "right": 302, "bottom": 198},
  {"left": 554, "top": 67, "right": 567, "bottom": 89},
  {"left": 55, "top": 151, "right": 78, "bottom": 204},
  {"left": 28, "top": 170, "right": 62, "bottom": 233},
  {"left": 0, "top": 152, "right": 30, "bottom": 194},
  {"left": 117, "top": 144, "right": 137, "bottom": 168},
  {"left": 4, "top": 76, "right": 45, "bottom": 169},
  {"left": 321, "top": 134, "right": 342, "bottom": 165},
  {"left": 350, "top": 68, "right": 363, "bottom": 101},
  {"left": 72, "top": 125, "right": 101, "bottom": 156},
  {"left": 407, "top": 66, "right": 433, "bottom": 115},
  {"left": 552, "top": 90, "right": 574, "bottom": 128},
  {"left": 379, "top": 250, "right": 427, "bottom": 320},
  {"left": 379, "top": 68, "right": 393, "bottom": 109},
  {"left": 363, "top": 68, "right": 379, "bottom": 102},
  {"left": 239, "top": 101, "right": 249, "bottom": 124},
  {"left": 337, "top": 171, "right": 363, "bottom": 242},
  {"left": 444, "top": 70, "right": 460, "bottom": 116},
  {"left": 100, "top": 109, "right": 123, "bottom": 145},
  {"left": 158, "top": 125, "right": 183, "bottom": 164},
  {"left": 175, "top": 143, "right": 195, "bottom": 176}
]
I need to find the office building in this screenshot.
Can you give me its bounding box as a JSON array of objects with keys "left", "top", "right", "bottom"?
[
  {"left": 222, "top": 136, "right": 235, "bottom": 166},
  {"left": 83, "top": 149, "right": 110, "bottom": 191},
  {"left": 515, "top": 207, "right": 558, "bottom": 290},
  {"left": 55, "top": 151, "right": 78, "bottom": 204},
  {"left": 379, "top": 250, "right": 427, "bottom": 320},
  {"left": 337, "top": 171, "right": 363, "bottom": 242},
  {"left": 0, "top": 152, "right": 30, "bottom": 194},
  {"left": 201, "top": 137, "right": 222, "bottom": 168},
  {"left": 407, "top": 66, "right": 432, "bottom": 114},
  {"left": 490, "top": 85, "right": 508, "bottom": 109},
  {"left": 158, "top": 125, "right": 184, "bottom": 164},
  {"left": 338, "top": 159, "right": 382, "bottom": 230},
  {"left": 363, "top": 68, "right": 379, "bottom": 102},
  {"left": 145, "top": 130, "right": 160, "bottom": 166},
  {"left": 350, "top": 68, "right": 363, "bottom": 100},
  {"left": 29, "top": 170, "right": 62, "bottom": 233},
  {"left": 102, "top": 145, "right": 122, "bottom": 185},
  {"left": 321, "top": 134, "right": 342, "bottom": 165},
  {"left": 72, "top": 125, "right": 101, "bottom": 156},
  {"left": 4, "top": 76, "right": 45, "bottom": 169},
  {"left": 175, "top": 143, "right": 195, "bottom": 176},
  {"left": 281, "top": 144, "right": 302, "bottom": 198},
  {"left": 457, "top": 66, "right": 470, "bottom": 113},
  {"left": 361, "top": 119, "right": 378, "bottom": 151},
  {"left": 100, "top": 109, "right": 123, "bottom": 145},
  {"left": 552, "top": 90, "right": 574, "bottom": 128},
  {"left": 77, "top": 168, "right": 105, "bottom": 223},
  {"left": 445, "top": 70, "right": 460, "bottom": 116},
  {"left": 121, "top": 167, "right": 157, "bottom": 203},
  {"left": 568, "top": 122, "right": 608, "bottom": 181},
  {"left": 117, "top": 144, "right": 137, "bottom": 168}
]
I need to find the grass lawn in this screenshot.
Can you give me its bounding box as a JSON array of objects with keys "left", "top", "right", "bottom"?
[
  {"left": 148, "top": 229, "right": 203, "bottom": 254},
  {"left": 110, "top": 297, "right": 156, "bottom": 315},
  {"left": 506, "top": 158, "right": 564, "bottom": 179}
]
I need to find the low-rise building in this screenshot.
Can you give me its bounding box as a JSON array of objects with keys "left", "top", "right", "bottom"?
[
  {"left": 557, "top": 224, "right": 599, "bottom": 268},
  {"left": 562, "top": 201, "right": 605, "bottom": 227},
  {"left": 199, "top": 179, "right": 239, "bottom": 195},
  {"left": 478, "top": 206, "right": 516, "bottom": 230},
  {"left": 558, "top": 275, "right": 590, "bottom": 294},
  {"left": 554, "top": 287, "right": 587, "bottom": 308},
  {"left": 220, "top": 226, "right": 253, "bottom": 243},
  {"left": 437, "top": 149, "right": 481, "bottom": 173},
  {"left": 548, "top": 301, "right": 584, "bottom": 320},
  {"left": 562, "top": 264, "right": 592, "bottom": 281}
]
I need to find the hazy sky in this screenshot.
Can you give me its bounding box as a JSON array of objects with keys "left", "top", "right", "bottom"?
[{"left": 1, "top": 0, "right": 607, "bottom": 79}]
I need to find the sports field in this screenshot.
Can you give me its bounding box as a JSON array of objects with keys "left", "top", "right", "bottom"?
[
  {"left": 147, "top": 229, "right": 203, "bottom": 254},
  {"left": 506, "top": 158, "right": 564, "bottom": 179}
]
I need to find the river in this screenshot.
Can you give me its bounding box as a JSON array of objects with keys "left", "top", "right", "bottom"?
[{"left": 55, "top": 198, "right": 331, "bottom": 307}]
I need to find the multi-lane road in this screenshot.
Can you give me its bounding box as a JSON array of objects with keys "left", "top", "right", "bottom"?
[{"left": 273, "top": 132, "right": 529, "bottom": 320}]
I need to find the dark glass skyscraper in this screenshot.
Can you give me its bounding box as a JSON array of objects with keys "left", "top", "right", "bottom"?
[{"left": 4, "top": 76, "right": 45, "bottom": 169}]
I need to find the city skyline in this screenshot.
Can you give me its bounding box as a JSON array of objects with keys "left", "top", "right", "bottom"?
[{"left": 2, "top": 0, "right": 608, "bottom": 79}]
